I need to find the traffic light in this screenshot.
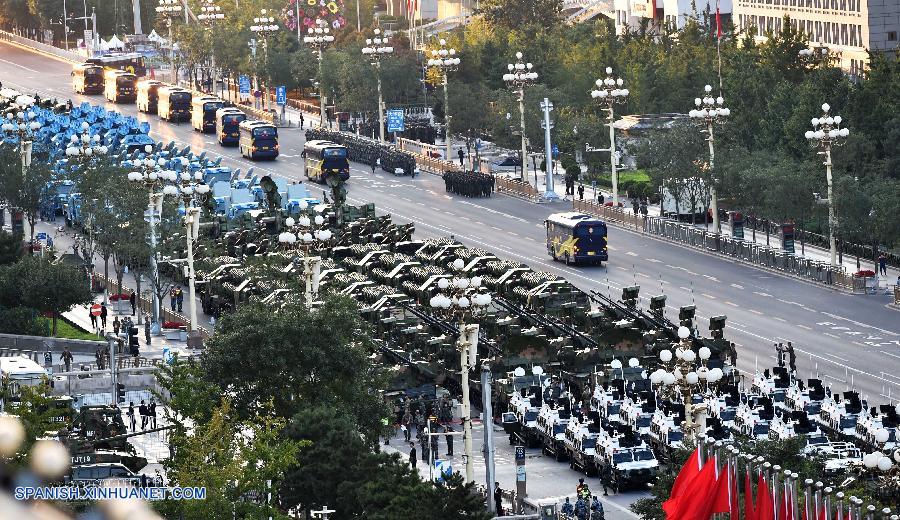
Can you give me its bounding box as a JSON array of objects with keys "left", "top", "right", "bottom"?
[
  {"left": 679, "top": 305, "right": 696, "bottom": 329},
  {"left": 128, "top": 326, "right": 139, "bottom": 357},
  {"left": 709, "top": 315, "right": 727, "bottom": 339},
  {"left": 116, "top": 383, "right": 126, "bottom": 404}
]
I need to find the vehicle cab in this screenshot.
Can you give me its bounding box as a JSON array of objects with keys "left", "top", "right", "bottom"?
[
  {"left": 564, "top": 415, "right": 601, "bottom": 476},
  {"left": 818, "top": 391, "right": 863, "bottom": 437}
]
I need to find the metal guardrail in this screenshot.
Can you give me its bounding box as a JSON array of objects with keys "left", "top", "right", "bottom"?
[
  {"left": 573, "top": 200, "right": 853, "bottom": 290},
  {"left": 496, "top": 177, "right": 541, "bottom": 202},
  {"left": 0, "top": 29, "right": 84, "bottom": 62}
]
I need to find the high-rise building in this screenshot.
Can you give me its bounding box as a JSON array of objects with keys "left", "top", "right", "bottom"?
[
  {"left": 612, "top": 0, "right": 733, "bottom": 34},
  {"left": 733, "top": 0, "right": 899, "bottom": 75}
]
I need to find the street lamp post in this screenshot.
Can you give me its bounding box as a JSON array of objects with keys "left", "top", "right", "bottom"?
[
  {"left": 503, "top": 52, "right": 537, "bottom": 182},
  {"left": 165, "top": 171, "right": 211, "bottom": 337},
  {"left": 1, "top": 97, "right": 42, "bottom": 171},
  {"left": 362, "top": 29, "right": 394, "bottom": 142},
  {"left": 155, "top": 0, "right": 183, "bottom": 79},
  {"left": 805, "top": 103, "right": 849, "bottom": 267},
  {"left": 688, "top": 85, "right": 730, "bottom": 233},
  {"left": 648, "top": 326, "right": 724, "bottom": 444},
  {"left": 250, "top": 9, "right": 280, "bottom": 111},
  {"left": 303, "top": 19, "right": 334, "bottom": 128},
  {"left": 197, "top": 0, "right": 225, "bottom": 97},
  {"left": 430, "top": 259, "right": 492, "bottom": 484},
  {"left": 860, "top": 424, "right": 900, "bottom": 508},
  {"left": 126, "top": 152, "right": 171, "bottom": 335},
  {"left": 589, "top": 67, "right": 629, "bottom": 207},
  {"left": 278, "top": 206, "right": 332, "bottom": 308},
  {"left": 427, "top": 39, "right": 459, "bottom": 161}
]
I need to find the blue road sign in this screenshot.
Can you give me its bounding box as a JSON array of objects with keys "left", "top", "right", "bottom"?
[
  {"left": 552, "top": 144, "right": 559, "bottom": 158},
  {"left": 434, "top": 459, "right": 452, "bottom": 482},
  {"left": 387, "top": 109, "right": 405, "bottom": 132},
  {"left": 239, "top": 76, "right": 251, "bottom": 97},
  {"left": 35, "top": 232, "right": 48, "bottom": 240},
  {"left": 276, "top": 86, "right": 287, "bottom": 106}
]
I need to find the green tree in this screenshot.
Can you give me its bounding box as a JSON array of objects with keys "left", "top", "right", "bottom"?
[
  {"left": 0, "top": 148, "right": 54, "bottom": 244},
  {"left": 0, "top": 229, "right": 24, "bottom": 265},
  {"left": 200, "top": 297, "right": 389, "bottom": 439},
  {"left": 477, "top": 0, "right": 562, "bottom": 31},
  {"left": 0, "top": 256, "right": 92, "bottom": 336}
]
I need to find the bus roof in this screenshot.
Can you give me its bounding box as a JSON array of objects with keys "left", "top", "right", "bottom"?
[
  {"left": 239, "top": 120, "right": 275, "bottom": 130},
  {"left": 216, "top": 107, "right": 245, "bottom": 116},
  {"left": 90, "top": 52, "right": 143, "bottom": 61},
  {"left": 546, "top": 212, "right": 606, "bottom": 228},
  {"left": 74, "top": 63, "right": 103, "bottom": 71},
  {"left": 193, "top": 96, "right": 223, "bottom": 105},
  {"left": 0, "top": 356, "right": 48, "bottom": 378},
  {"left": 157, "top": 86, "right": 190, "bottom": 94},
  {"left": 304, "top": 140, "right": 343, "bottom": 150},
  {"left": 136, "top": 79, "right": 162, "bottom": 87},
  {"left": 104, "top": 70, "right": 136, "bottom": 79}
]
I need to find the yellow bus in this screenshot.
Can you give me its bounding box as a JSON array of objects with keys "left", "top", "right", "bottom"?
[
  {"left": 103, "top": 70, "right": 137, "bottom": 103},
  {"left": 215, "top": 107, "right": 246, "bottom": 146},
  {"left": 136, "top": 80, "right": 163, "bottom": 114},
  {"left": 191, "top": 96, "right": 225, "bottom": 133},
  {"left": 157, "top": 86, "right": 192, "bottom": 123},
  {"left": 303, "top": 140, "right": 349, "bottom": 183},
  {"left": 72, "top": 63, "right": 104, "bottom": 94},
  {"left": 239, "top": 120, "right": 279, "bottom": 160}
]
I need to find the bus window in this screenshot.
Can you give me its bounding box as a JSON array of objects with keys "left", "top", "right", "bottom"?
[{"left": 252, "top": 126, "right": 277, "bottom": 139}]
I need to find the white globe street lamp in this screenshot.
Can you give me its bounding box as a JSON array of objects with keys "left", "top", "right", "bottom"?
[
  {"left": 427, "top": 38, "right": 460, "bottom": 163},
  {"left": 503, "top": 52, "right": 537, "bottom": 182},
  {"left": 303, "top": 19, "right": 334, "bottom": 127},
  {"left": 197, "top": 0, "right": 225, "bottom": 97},
  {"left": 362, "top": 28, "right": 395, "bottom": 142},
  {"left": 589, "top": 66, "right": 629, "bottom": 207},
  {"left": 155, "top": 0, "right": 183, "bottom": 73},
  {"left": 805, "top": 103, "right": 849, "bottom": 267},
  {"left": 250, "top": 8, "right": 280, "bottom": 110},
  {"left": 688, "top": 84, "right": 730, "bottom": 234}
]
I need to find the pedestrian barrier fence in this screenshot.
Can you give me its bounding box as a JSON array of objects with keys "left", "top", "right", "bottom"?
[
  {"left": 0, "top": 29, "right": 84, "bottom": 63},
  {"left": 496, "top": 177, "right": 541, "bottom": 202},
  {"left": 573, "top": 200, "right": 853, "bottom": 291},
  {"left": 397, "top": 137, "right": 458, "bottom": 174}
]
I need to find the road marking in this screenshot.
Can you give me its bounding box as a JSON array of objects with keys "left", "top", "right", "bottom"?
[
  {"left": 773, "top": 316, "right": 787, "bottom": 323},
  {"left": 823, "top": 353, "right": 849, "bottom": 362},
  {"left": 646, "top": 258, "right": 661, "bottom": 263},
  {"left": 730, "top": 284, "right": 744, "bottom": 290},
  {"left": 491, "top": 226, "right": 503, "bottom": 231},
  {"left": 749, "top": 309, "right": 764, "bottom": 315},
  {"left": 0, "top": 57, "right": 41, "bottom": 73},
  {"left": 753, "top": 291, "right": 773, "bottom": 297},
  {"left": 797, "top": 324, "right": 813, "bottom": 330},
  {"left": 701, "top": 293, "right": 717, "bottom": 299},
  {"left": 820, "top": 312, "right": 900, "bottom": 337},
  {"left": 725, "top": 301, "right": 739, "bottom": 307},
  {"left": 881, "top": 351, "right": 900, "bottom": 361},
  {"left": 824, "top": 333, "right": 839, "bottom": 339},
  {"left": 460, "top": 216, "right": 471, "bottom": 221},
  {"left": 401, "top": 197, "right": 412, "bottom": 202},
  {"left": 626, "top": 251, "right": 638, "bottom": 256}
]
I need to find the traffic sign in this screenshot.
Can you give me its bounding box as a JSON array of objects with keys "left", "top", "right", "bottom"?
[
  {"left": 387, "top": 109, "right": 405, "bottom": 132},
  {"left": 514, "top": 446, "right": 525, "bottom": 461},
  {"left": 434, "top": 459, "right": 452, "bottom": 482},
  {"left": 239, "top": 76, "right": 251, "bottom": 98},
  {"left": 90, "top": 304, "right": 102, "bottom": 317},
  {"left": 552, "top": 144, "right": 559, "bottom": 158},
  {"left": 276, "top": 86, "right": 287, "bottom": 106},
  {"left": 35, "top": 232, "right": 47, "bottom": 240}
]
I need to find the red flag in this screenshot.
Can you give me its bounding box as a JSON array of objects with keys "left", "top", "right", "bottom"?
[
  {"left": 716, "top": 1, "right": 722, "bottom": 39},
  {"left": 744, "top": 471, "right": 757, "bottom": 520},
  {"left": 666, "top": 458, "right": 724, "bottom": 520},
  {"left": 669, "top": 449, "right": 701, "bottom": 500},
  {"left": 779, "top": 489, "right": 794, "bottom": 520},
  {"left": 730, "top": 463, "right": 740, "bottom": 519},
  {"left": 756, "top": 474, "right": 775, "bottom": 520}
]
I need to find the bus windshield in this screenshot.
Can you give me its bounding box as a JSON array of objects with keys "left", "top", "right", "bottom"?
[
  {"left": 253, "top": 127, "right": 277, "bottom": 139},
  {"left": 171, "top": 92, "right": 191, "bottom": 103},
  {"left": 222, "top": 114, "right": 244, "bottom": 125},
  {"left": 575, "top": 223, "right": 607, "bottom": 246},
  {"left": 203, "top": 102, "right": 222, "bottom": 112},
  {"left": 84, "top": 68, "right": 102, "bottom": 76},
  {"left": 117, "top": 77, "right": 134, "bottom": 87},
  {"left": 323, "top": 147, "right": 347, "bottom": 158}
]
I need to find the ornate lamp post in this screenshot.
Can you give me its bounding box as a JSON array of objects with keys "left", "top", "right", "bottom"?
[
  {"left": 589, "top": 67, "right": 629, "bottom": 207},
  {"left": 164, "top": 171, "right": 211, "bottom": 337},
  {"left": 127, "top": 155, "right": 174, "bottom": 335},
  {"left": 362, "top": 29, "right": 394, "bottom": 142},
  {"left": 197, "top": 0, "right": 224, "bottom": 97},
  {"left": 278, "top": 204, "right": 333, "bottom": 308},
  {"left": 303, "top": 19, "right": 334, "bottom": 128},
  {"left": 688, "top": 84, "right": 730, "bottom": 233},
  {"left": 155, "top": 0, "right": 183, "bottom": 75},
  {"left": 503, "top": 52, "right": 537, "bottom": 182},
  {"left": 649, "top": 326, "right": 724, "bottom": 444},
  {"left": 427, "top": 39, "right": 459, "bottom": 162},
  {"left": 430, "top": 258, "right": 492, "bottom": 483},
  {"left": 860, "top": 423, "right": 900, "bottom": 506},
  {"left": 1, "top": 99, "right": 42, "bottom": 169},
  {"left": 250, "top": 8, "right": 279, "bottom": 110},
  {"left": 805, "top": 103, "right": 849, "bottom": 267}
]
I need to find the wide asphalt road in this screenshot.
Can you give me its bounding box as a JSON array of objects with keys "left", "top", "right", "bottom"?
[{"left": 2, "top": 41, "right": 898, "bottom": 404}]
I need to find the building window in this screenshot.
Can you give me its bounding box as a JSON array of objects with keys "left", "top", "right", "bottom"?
[{"left": 888, "top": 32, "right": 898, "bottom": 42}]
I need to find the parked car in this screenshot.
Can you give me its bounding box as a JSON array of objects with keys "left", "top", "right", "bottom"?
[{"left": 490, "top": 155, "right": 522, "bottom": 173}]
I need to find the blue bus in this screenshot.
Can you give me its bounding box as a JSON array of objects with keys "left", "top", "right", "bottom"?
[
  {"left": 215, "top": 108, "right": 246, "bottom": 146},
  {"left": 545, "top": 212, "right": 608, "bottom": 265}
]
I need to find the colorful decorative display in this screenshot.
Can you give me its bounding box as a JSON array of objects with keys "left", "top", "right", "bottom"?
[{"left": 281, "top": 0, "right": 347, "bottom": 31}]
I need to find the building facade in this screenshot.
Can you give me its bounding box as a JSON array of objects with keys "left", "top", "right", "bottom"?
[
  {"left": 612, "top": 0, "right": 733, "bottom": 33},
  {"left": 733, "top": 0, "right": 900, "bottom": 74}
]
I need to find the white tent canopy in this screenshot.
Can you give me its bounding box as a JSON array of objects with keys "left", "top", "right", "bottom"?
[
  {"left": 98, "top": 38, "right": 109, "bottom": 51},
  {"left": 107, "top": 34, "right": 124, "bottom": 49},
  {"left": 147, "top": 29, "right": 160, "bottom": 42}
]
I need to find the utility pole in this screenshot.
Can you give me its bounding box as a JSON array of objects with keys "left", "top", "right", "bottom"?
[
  {"left": 503, "top": 52, "right": 537, "bottom": 182},
  {"left": 132, "top": 0, "right": 143, "bottom": 34},
  {"left": 539, "top": 98, "right": 558, "bottom": 200},
  {"left": 482, "top": 364, "right": 496, "bottom": 514}
]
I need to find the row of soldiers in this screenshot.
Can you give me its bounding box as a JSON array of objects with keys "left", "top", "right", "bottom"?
[{"left": 442, "top": 170, "right": 495, "bottom": 198}]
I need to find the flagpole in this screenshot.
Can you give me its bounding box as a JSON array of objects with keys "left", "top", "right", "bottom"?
[
  {"left": 772, "top": 465, "right": 781, "bottom": 520},
  {"left": 805, "top": 479, "right": 813, "bottom": 520},
  {"left": 824, "top": 486, "right": 833, "bottom": 520},
  {"left": 836, "top": 492, "right": 844, "bottom": 520},
  {"left": 815, "top": 481, "right": 824, "bottom": 520},
  {"left": 791, "top": 472, "right": 801, "bottom": 520}
]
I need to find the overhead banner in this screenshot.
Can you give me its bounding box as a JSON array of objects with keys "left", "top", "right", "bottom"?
[{"left": 631, "top": 0, "right": 655, "bottom": 18}]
